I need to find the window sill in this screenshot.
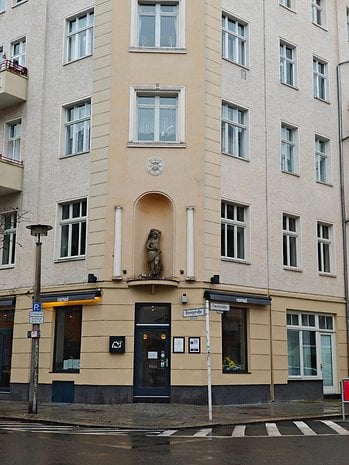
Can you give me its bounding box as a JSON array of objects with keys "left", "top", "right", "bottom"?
[
  {"left": 281, "top": 169, "right": 300, "bottom": 177},
  {"left": 283, "top": 266, "right": 303, "bottom": 272},
  {"left": 316, "top": 180, "right": 333, "bottom": 187},
  {"left": 314, "top": 96, "right": 330, "bottom": 105},
  {"left": 222, "top": 56, "right": 249, "bottom": 70},
  {"left": 12, "top": 0, "right": 28, "bottom": 8},
  {"left": 127, "top": 142, "right": 186, "bottom": 148},
  {"left": 60, "top": 151, "right": 90, "bottom": 159},
  {"left": 319, "top": 271, "right": 336, "bottom": 278},
  {"left": 280, "top": 5, "right": 296, "bottom": 13},
  {"left": 51, "top": 370, "right": 80, "bottom": 374},
  {"left": 63, "top": 54, "right": 93, "bottom": 66},
  {"left": 0, "top": 264, "right": 15, "bottom": 270},
  {"left": 221, "top": 151, "right": 249, "bottom": 162},
  {"left": 221, "top": 257, "right": 250, "bottom": 265},
  {"left": 223, "top": 370, "right": 250, "bottom": 374},
  {"left": 129, "top": 47, "right": 187, "bottom": 54},
  {"left": 54, "top": 256, "right": 86, "bottom": 263},
  {"left": 312, "top": 22, "right": 328, "bottom": 32},
  {"left": 280, "top": 81, "right": 299, "bottom": 91}
]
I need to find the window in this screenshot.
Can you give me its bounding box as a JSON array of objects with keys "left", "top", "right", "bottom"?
[
  {"left": 0, "top": 46, "right": 4, "bottom": 60},
  {"left": 312, "top": 0, "right": 326, "bottom": 27},
  {"left": 222, "top": 308, "right": 247, "bottom": 373},
  {"left": 0, "top": 0, "right": 5, "bottom": 13},
  {"left": 66, "top": 10, "right": 94, "bottom": 62},
  {"left": 287, "top": 312, "right": 334, "bottom": 379},
  {"left": 53, "top": 306, "right": 82, "bottom": 372},
  {"left": 222, "top": 14, "right": 247, "bottom": 66},
  {"left": 11, "top": 37, "right": 26, "bottom": 66},
  {"left": 64, "top": 100, "right": 91, "bottom": 156},
  {"left": 137, "top": 2, "right": 179, "bottom": 48},
  {"left": 283, "top": 213, "right": 300, "bottom": 268},
  {"left": 0, "top": 212, "right": 16, "bottom": 266},
  {"left": 221, "top": 201, "right": 248, "bottom": 261},
  {"left": 313, "top": 57, "right": 327, "bottom": 100},
  {"left": 280, "top": 41, "right": 296, "bottom": 87},
  {"left": 317, "top": 222, "right": 333, "bottom": 273},
  {"left": 315, "top": 135, "right": 330, "bottom": 183},
  {"left": 347, "top": 8, "right": 349, "bottom": 41},
  {"left": 130, "top": 87, "right": 184, "bottom": 143},
  {"left": 279, "top": 0, "right": 293, "bottom": 8},
  {"left": 58, "top": 199, "right": 87, "bottom": 259},
  {"left": 281, "top": 123, "right": 297, "bottom": 174},
  {"left": 6, "top": 119, "right": 22, "bottom": 161},
  {"left": 221, "top": 102, "right": 248, "bottom": 158}
]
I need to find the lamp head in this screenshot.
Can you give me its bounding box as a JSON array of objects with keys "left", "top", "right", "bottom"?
[{"left": 26, "top": 224, "right": 52, "bottom": 237}]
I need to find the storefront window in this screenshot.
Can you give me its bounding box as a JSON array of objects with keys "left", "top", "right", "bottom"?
[
  {"left": 222, "top": 307, "right": 247, "bottom": 373},
  {"left": 53, "top": 306, "right": 82, "bottom": 372}
]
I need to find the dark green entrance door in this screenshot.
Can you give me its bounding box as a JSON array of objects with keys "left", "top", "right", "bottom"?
[
  {"left": 134, "top": 304, "right": 171, "bottom": 399},
  {"left": 0, "top": 329, "right": 13, "bottom": 391}
]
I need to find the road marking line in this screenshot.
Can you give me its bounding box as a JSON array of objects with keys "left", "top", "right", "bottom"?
[
  {"left": 320, "top": 420, "right": 349, "bottom": 435},
  {"left": 265, "top": 422, "right": 281, "bottom": 436},
  {"left": 231, "top": 425, "right": 246, "bottom": 437},
  {"left": 193, "top": 428, "right": 212, "bottom": 437},
  {"left": 293, "top": 421, "right": 317, "bottom": 436},
  {"left": 157, "top": 430, "right": 178, "bottom": 437}
]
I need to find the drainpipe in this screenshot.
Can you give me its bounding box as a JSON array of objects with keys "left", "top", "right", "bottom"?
[{"left": 336, "top": 60, "right": 349, "bottom": 376}]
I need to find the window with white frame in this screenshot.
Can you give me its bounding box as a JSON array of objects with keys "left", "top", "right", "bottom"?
[
  {"left": 280, "top": 40, "right": 296, "bottom": 87},
  {"left": 58, "top": 199, "right": 87, "bottom": 259},
  {"left": 66, "top": 10, "right": 94, "bottom": 62},
  {"left": 6, "top": 119, "right": 22, "bottom": 161},
  {"left": 221, "top": 201, "right": 248, "bottom": 261},
  {"left": 287, "top": 312, "right": 334, "bottom": 379},
  {"left": 221, "top": 102, "right": 248, "bottom": 159},
  {"left": 283, "top": 213, "right": 300, "bottom": 268},
  {"left": 313, "top": 57, "right": 327, "bottom": 100},
  {"left": 281, "top": 123, "right": 297, "bottom": 174},
  {"left": 64, "top": 100, "right": 91, "bottom": 156},
  {"left": 222, "top": 14, "right": 247, "bottom": 66},
  {"left": 11, "top": 37, "right": 26, "bottom": 66},
  {"left": 317, "top": 222, "right": 333, "bottom": 273},
  {"left": 0, "top": 0, "right": 5, "bottom": 13},
  {"left": 279, "top": 0, "right": 293, "bottom": 9},
  {"left": 347, "top": 8, "right": 349, "bottom": 41},
  {"left": 312, "top": 0, "right": 326, "bottom": 27},
  {"left": 0, "top": 212, "right": 17, "bottom": 266},
  {"left": 315, "top": 135, "right": 330, "bottom": 183},
  {"left": 130, "top": 87, "right": 184, "bottom": 143},
  {"left": 13, "top": 0, "right": 27, "bottom": 6}
]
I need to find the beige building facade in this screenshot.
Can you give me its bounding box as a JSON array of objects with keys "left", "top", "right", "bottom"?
[{"left": 0, "top": 0, "right": 349, "bottom": 404}]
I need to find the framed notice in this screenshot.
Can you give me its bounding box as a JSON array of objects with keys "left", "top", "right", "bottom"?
[
  {"left": 173, "top": 337, "right": 185, "bottom": 353},
  {"left": 189, "top": 337, "right": 200, "bottom": 353}
]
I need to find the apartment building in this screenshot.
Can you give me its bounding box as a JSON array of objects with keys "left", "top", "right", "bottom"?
[{"left": 0, "top": 0, "right": 348, "bottom": 405}]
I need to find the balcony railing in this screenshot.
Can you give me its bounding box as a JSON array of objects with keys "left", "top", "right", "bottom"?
[
  {"left": 0, "top": 59, "right": 28, "bottom": 77},
  {"left": 0, "top": 153, "right": 23, "bottom": 166},
  {"left": 0, "top": 153, "right": 24, "bottom": 196}
]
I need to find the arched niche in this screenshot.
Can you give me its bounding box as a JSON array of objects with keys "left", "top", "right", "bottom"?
[{"left": 134, "top": 193, "right": 174, "bottom": 278}]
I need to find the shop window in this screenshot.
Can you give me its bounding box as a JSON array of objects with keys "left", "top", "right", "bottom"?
[
  {"left": 53, "top": 306, "right": 82, "bottom": 372},
  {"left": 222, "top": 307, "right": 247, "bottom": 373}
]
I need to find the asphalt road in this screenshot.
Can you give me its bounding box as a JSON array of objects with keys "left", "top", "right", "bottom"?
[{"left": 0, "top": 427, "right": 349, "bottom": 465}]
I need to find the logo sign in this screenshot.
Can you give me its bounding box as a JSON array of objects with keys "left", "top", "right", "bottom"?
[
  {"left": 109, "top": 336, "right": 125, "bottom": 353},
  {"left": 210, "top": 303, "right": 230, "bottom": 312},
  {"left": 29, "top": 311, "right": 44, "bottom": 324},
  {"left": 27, "top": 330, "right": 41, "bottom": 339},
  {"left": 183, "top": 308, "right": 206, "bottom": 318},
  {"left": 32, "top": 302, "right": 42, "bottom": 312}
]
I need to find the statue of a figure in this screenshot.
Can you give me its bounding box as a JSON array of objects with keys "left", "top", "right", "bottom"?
[{"left": 146, "top": 228, "right": 162, "bottom": 278}]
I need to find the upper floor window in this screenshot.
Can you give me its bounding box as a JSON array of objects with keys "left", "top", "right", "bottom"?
[
  {"left": 0, "top": 0, "right": 5, "bottom": 13},
  {"left": 315, "top": 135, "right": 330, "bottom": 184},
  {"left": 0, "top": 46, "right": 4, "bottom": 61},
  {"left": 283, "top": 213, "right": 300, "bottom": 269},
  {"left": 312, "top": 0, "right": 326, "bottom": 27},
  {"left": 6, "top": 119, "right": 22, "bottom": 161},
  {"left": 280, "top": 40, "right": 296, "bottom": 87},
  {"left": 347, "top": 8, "right": 349, "bottom": 41},
  {"left": 58, "top": 199, "right": 87, "bottom": 259},
  {"left": 11, "top": 37, "right": 26, "bottom": 66},
  {"left": 279, "top": 0, "right": 294, "bottom": 9},
  {"left": 64, "top": 100, "right": 91, "bottom": 156},
  {"left": 221, "top": 201, "right": 248, "bottom": 261},
  {"left": 130, "top": 86, "right": 184, "bottom": 144},
  {"left": 222, "top": 14, "right": 247, "bottom": 66},
  {"left": 313, "top": 57, "right": 328, "bottom": 100},
  {"left": 133, "top": 1, "right": 185, "bottom": 49},
  {"left": 317, "top": 222, "right": 333, "bottom": 274},
  {"left": 0, "top": 212, "right": 17, "bottom": 266},
  {"left": 66, "top": 10, "right": 94, "bottom": 62},
  {"left": 221, "top": 101, "right": 248, "bottom": 159},
  {"left": 281, "top": 122, "right": 297, "bottom": 174}
]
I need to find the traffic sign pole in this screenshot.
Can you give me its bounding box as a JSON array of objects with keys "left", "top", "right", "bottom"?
[{"left": 205, "top": 299, "right": 212, "bottom": 421}]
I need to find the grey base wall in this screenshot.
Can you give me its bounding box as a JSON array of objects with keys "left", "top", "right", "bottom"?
[{"left": 10, "top": 380, "right": 323, "bottom": 405}]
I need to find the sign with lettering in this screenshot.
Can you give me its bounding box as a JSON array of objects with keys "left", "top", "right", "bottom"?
[
  {"left": 29, "top": 311, "right": 44, "bottom": 324},
  {"left": 210, "top": 303, "right": 230, "bottom": 312},
  {"left": 109, "top": 336, "right": 125, "bottom": 353},
  {"left": 183, "top": 308, "right": 206, "bottom": 318}
]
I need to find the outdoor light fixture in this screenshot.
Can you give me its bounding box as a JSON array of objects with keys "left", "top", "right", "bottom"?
[{"left": 26, "top": 223, "right": 52, "bottom": 414}]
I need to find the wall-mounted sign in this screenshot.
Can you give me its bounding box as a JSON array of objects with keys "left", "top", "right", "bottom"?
[
  {"left": 210, "top": 303, "right": 230, "bottom": 312},
  {"left": 173, "top": 337, "right": 185, "bottom": 353},
  {"left": 189, "top": 337, "right": 200, "bottom": 353},
  {"left": 109, "top": 336, "right": 125, "bottom": 353},
  {"left": 183, "top": 308, "right": 205, "bottom": 318}
]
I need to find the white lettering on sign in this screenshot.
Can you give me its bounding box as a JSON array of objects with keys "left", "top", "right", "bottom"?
[
  {"left": 57, "top": 297, "right": 69, "bottom": 302},
  {"left": 183, "top": 308, "right": 206, "bottom": 318},
  {"left": 210, "top": 303, "right": 230, "bottom": 312},
  {"left": 235, "top": 298, "right": 248, "bottom": 304}
]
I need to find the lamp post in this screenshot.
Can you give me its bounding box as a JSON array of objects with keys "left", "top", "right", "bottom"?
[{"left": 26, "top": 224, "right": 52, "bottom": 414}]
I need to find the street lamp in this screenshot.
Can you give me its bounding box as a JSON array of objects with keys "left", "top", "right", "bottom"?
[{"left": 26, "top": 224, "right": 52, "bottom": 414}]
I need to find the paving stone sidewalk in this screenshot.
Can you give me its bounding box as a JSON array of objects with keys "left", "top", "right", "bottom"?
[{"left": 0, "top": 399, "right": 343, "bottom": 429}]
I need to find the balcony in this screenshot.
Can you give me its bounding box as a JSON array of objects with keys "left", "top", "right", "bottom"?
[
  {"left": 0, "top": 60, "right": 28, "bottom": 110},
  {"left": 0, "top": 154, "right": 24, "bottom": 196}
]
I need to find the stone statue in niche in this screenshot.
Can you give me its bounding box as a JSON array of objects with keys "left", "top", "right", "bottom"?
[{"left": 146, "top": 228, "right": 162, "bottom": 278}]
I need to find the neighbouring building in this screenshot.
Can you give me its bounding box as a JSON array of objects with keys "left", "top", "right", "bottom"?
[{"left": 1, "top": 0, "right": 349, "bottom": 405}]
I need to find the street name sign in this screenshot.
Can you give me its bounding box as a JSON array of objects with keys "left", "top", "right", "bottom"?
[
  {"left": 210, "top": 302, "right": 230, "bottom": 312},
  {"left": 183, "top": 308, "right": 206, "bottom": 318}
]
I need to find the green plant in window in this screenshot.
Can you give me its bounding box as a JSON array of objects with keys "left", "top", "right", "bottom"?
[{"left": 223, "top": 355, "right": 237, "bottom": 370}]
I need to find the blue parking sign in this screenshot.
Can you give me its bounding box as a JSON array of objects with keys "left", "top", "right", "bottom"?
[{"left": 32, "top": 302, "right": 42, "bottom": 312}]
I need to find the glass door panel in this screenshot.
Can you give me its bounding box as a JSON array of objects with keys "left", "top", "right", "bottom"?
[{"left": 320, "top": 333, "right": 335, "bottom": 392}]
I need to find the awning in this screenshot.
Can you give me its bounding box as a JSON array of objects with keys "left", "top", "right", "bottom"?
[
  {"left": 204, "top": 290, "right": 271, "bottom": 306},
  {"left": 0, "top": 297, "right": 15, "bottom": 307},
  {"left": 41, "top": 289, "right": 102, "bottom": 308}
]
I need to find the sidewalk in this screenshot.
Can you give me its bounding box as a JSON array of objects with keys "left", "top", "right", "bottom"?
[{"left": 0, "top": 399, "right": 343, "bottom": 429}]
